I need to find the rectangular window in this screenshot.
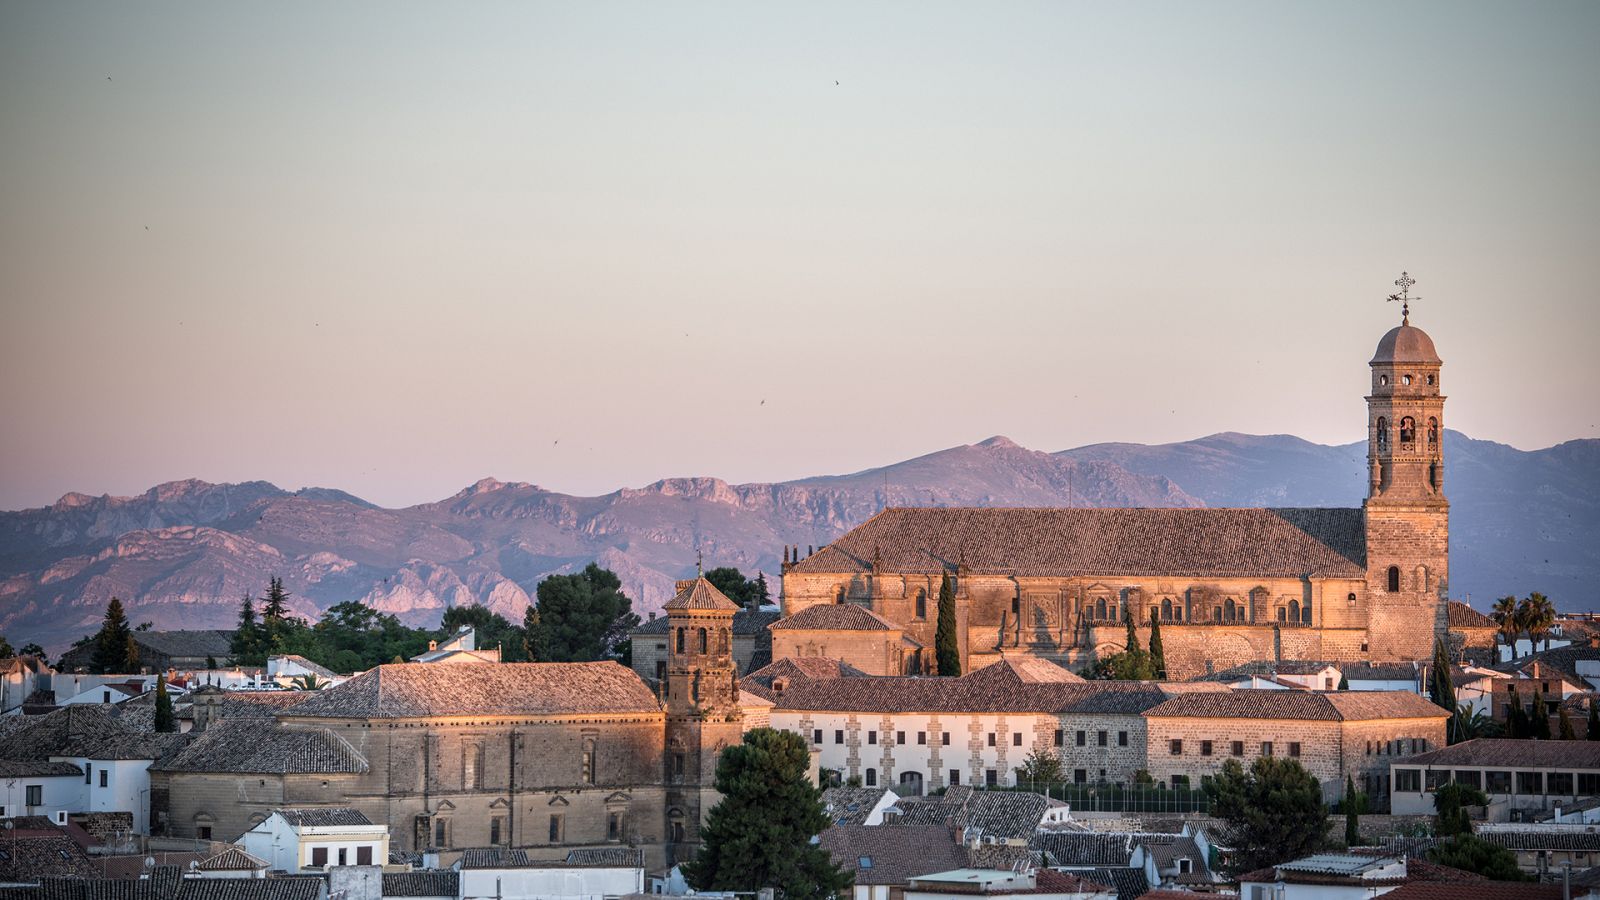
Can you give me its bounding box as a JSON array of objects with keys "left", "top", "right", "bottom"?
[
  {"left": 950, "top": 769, "right": 961, "bottom": 785},
  {"left": 1097, "top": 731, "right": 1108, "bottom": 747},
  {"left": 1012, "top": 732, "right": 1022, "bottom": 747},
  {"left": 357, "top": 846, "right": 373, "bottom": 865},
  {"left": 25, "top": 785, "right": 42, "bottom": 806},
  {"left": 1074, "top": 769, "right": 1087, "bottom": 784},
  {"left": 1517, "top": 771, "right": 1543, "bottom": 795},
  {"left": 813, "top": 729, "right": 823, "bottom": 745},
  {"left": 1076, "top": 730, "right": 1087, "bottom": 747},
  {"left": 985, "top": 769, "right": 998, "bottom": 786},
  {"left": 491, "top": 817, "right": 503, "bottom": 845},
  {"left": 1454, "top": 770, "right": 1482, "bottom": 790},
  {"left": 897, "top": 731, "right": 906, "bottom": 745},
  {"left": 1118, "top": 731, "right": 1128, "bottom": 747},
  {"left": 1169, "top": 739, "right": 1183, "bottom": 755},
  {"left": 673, "top": 753, "right": 685, "bottom": 777},
  {"left": 1172, "top": 775, "right": 1190, "bottom": 789},
  {"left": 868, "top": 731, "right": 877, "bottom": 745},
  {"left": 988, "top": 733, "right": 996, "bottom": 747},
  {"left": 1547, "top": 772, "right": 1573, "bottom": 795},
  {"left": 436, "top": 819, "right": 448, "bottom": 848},
  {"left": 312, "top": 847, "right": 328, "bottom": 867},
  {"left": 99, "top": 770, "right": 108, "bottom": 788},
  {"left": 1054, "top": 729, "right": 1064, "bottom": 747},
  {"left": 1261, "top": 741, "right": 1274, "bottom": 757},
  {"left": 942, "top": 732, "right": 951, "bottom": 746},
  {"left": 549, "top": 814, "right": 564, "bottom": 843},
  {"left": 1487, "top": 770, "right": 1512, "bottom": 793},
  {"left": 865, "top": 768, "right": 877, "bottom": 786},
  {"left": 1200, "top": 741, "right": 1213, "bottom": 756},
  {"left": 608, "top": 811, "right": 625, "bottom": 840},
  {"left": 338, "top": 848, "right": 347, "bottom": 867},
  {"left": 655, "top": 660, "right": 666, "bottom": 682},
  {"left": 197, "top": 826, "right": 212, "bottom": 841},
  {"left": 1288, "top": 742, "right": 1301, "bottom": 758},
  {"left": 918, "top": 732, "right": 927, "bottom": 745},
  {"left": 84, "top": 764, "right": 91, "bottom": 785},
  {"left": 835, "top": 730, "right": 845, "bottom": 745},
  {"left": 1394, "top": 769, "right": 1421, "bottom": 792}
]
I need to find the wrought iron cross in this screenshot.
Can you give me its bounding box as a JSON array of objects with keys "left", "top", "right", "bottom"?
[{"left": 1387, "top": 271, "right": 1420, "bottom": 323}]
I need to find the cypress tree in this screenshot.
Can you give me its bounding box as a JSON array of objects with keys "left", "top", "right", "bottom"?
[
  {"left": 1530, "top": 691, "right": 1552, "bottom": 740},
  {"left": 1344, "top": 775, "right": 1360, "bottom": 846},
  {"left": 1429, "top": 638, "right": 1458, "bottom": 741},
  {"left": 754, "top": 572, "right": 770, "bottom": 606},
  {"left": 1588, "top": 699, "right": 1599, "bottom": 741},
  {"left": 935, "top": 572, "right": 960, "bottom": 676},
  {"left": 1148, "top": 612, "right": 1166, "bottom": 680},
  {"left": 91, "top": 597, "right": 134, "bottom": 674},
  {"left": 1558, "top": 707, "right": 1577, "bottom": 741},
  {"left": 1337, "top": 674, "right": 1349, "bottom": 690},
  {"left": 1506, "top": 686, "right": 1526, "bottom": 739},
  {"left": 1124, "top": 607, "right": 1138, "bottom": 652},
  {"left": 153, "top": 675, "right": 175, "bottom": 733},
  {"left": 521, "top": 605, "right": 545, "bottom": 662},
  {"left": 261, "top": 576, "right": 290, "bottom": 622}
]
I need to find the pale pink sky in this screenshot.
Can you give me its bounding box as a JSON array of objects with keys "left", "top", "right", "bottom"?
[{"left": 2, "top": 2, "right": 1597, "bottom": 511}]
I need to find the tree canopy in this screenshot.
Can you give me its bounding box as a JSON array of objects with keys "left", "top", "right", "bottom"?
[
  {"left": 682, "top": 728, "right": 852, "bottom": 900},
  {"left": 535, "top": 563, "right": 641, "bottom": 662},
  {"left": 154, "top": 675, "right": 176, "bottom": 733},
  {"left": 703, "top": 567, "right": 769, "bottom": 609},
  {"left": 91, "top": 597, "right": 137, "bottom": 674},
  {"left": 1203, "top": 757, "right": 1330, "bottom": 874},
  {"left": 934, "top": 572, "right": 960, "bottom": 676}
]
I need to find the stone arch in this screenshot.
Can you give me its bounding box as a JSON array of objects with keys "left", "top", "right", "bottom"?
[
  {"left": 1414, "top": 565, "right": 1429, "bottom": 593},
  {"left": 1387, "top": 566, "right": 1401, "bottom": 593}
]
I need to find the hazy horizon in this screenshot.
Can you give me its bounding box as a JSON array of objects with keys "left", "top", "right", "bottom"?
[{"left": 4, "top": 2, "right": 1598, "bottom": 511}]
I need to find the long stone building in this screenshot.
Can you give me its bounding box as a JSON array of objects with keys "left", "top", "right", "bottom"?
[{"left": 779, "top": 309, "right": 1451, "bottom": 679}]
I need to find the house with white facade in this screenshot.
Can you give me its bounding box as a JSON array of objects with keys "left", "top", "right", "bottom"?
[
  {"left": 50, "top": 731, "right": 188, "bottom": 834},
  {"left": 412, "top": 626, "right": 501, "bottom": 664},
  {"left": 1238, "top": 854, "right": 1410, "bottom": 900},
  {"left": 455, "top": 847, "right": 644, "bottom": 899},
  {"left": 241, "top": 807, "right": 389, "bottom": 873},
  {"left": 0, "top": 760, "right": 82, "bottom": 823},
  {"left": 1, "top": 656, "right": 50, "bottom": 716},
  {"left": 1390, "top": 739, "right": 1600, "bottom": 821},
  {"left": 266, "top": 655, "right": 346, "bottom": 689}
]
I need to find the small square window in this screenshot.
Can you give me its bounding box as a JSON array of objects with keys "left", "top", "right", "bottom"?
[
  {"left": 897, "top": 731, "right": 906, "bottom": 745},
  {"left": 1200, "top": 741, "right": 1213, "bottom": 756},
  {"left": 942, "top": 732, "right": 950, "bottom": 746},
  {"left": 1289, "top": 742, "right": 1301, "bottom": 758},
  {"left": 813, "top": 729, "right": 823, "bottom": 744},
  {"left": 1012, "top": 732, "right": 1022, "bottom": 747},
  {"left": 868, "top": 731, "right": 877, "bottom": 745},
  {"left": 835, "top": 730, "right": 844, "bottom": 744},
  {"left": 1076, "top": 730, "right": 1087, "bottom": 747},
  {"left": 1170, "top": 739, "right": 1183, "bottom": 755},
  {"left": 917, "top": 731, "right": 926, "bottom": 745}
]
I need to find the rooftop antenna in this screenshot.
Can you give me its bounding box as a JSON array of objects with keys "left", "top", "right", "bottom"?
[
  {"left": 1387, "top": 271, "right": 1421, "bottom": 324},
  {"left": 696, "top": 549, "right": 703, "bottom": 577}
]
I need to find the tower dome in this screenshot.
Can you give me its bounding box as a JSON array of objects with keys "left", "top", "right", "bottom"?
[{"left": 1370, "top": 321, "right": 1441, "bottom": 366}]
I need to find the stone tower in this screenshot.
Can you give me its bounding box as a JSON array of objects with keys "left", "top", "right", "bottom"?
[
  {"left": 661, "top": 576, "right": 744, "bottom": 863},
  {"left": 1364, "top": 293, "right": 1449, "bottom": 658}
]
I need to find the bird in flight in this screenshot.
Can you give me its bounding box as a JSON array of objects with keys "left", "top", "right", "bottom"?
[
  {"left": 834, "top": 80, "right": 839, "bottom": 85},
  {"left": 760, "top": 399, "right": 765, "bottom": 406}
]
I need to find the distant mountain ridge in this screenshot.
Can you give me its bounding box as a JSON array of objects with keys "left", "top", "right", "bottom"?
[{"left": 2, "top": 430, "right": 1594, "bottom": 654}]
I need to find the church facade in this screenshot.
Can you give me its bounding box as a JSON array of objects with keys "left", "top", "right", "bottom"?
[{"left": 779, "top": 312, "right": 1450, "bottom": 681}]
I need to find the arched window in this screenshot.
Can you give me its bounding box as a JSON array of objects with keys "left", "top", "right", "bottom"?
[
  {"left": 1213, "top": 605, "right": 1222, "bottom": 622},
  {"left": 1387, "top": 566, "right": 1401, "bottom": 593},
  {"left": 1347, "top": 592, "right": 1357, "bottom": 604},
  {"left": 1288, "top": 599, "right": 1300, "bottom": 622},
  {"left": 716, "top": 628, "right": 729, "bottom": 655},
  {"left": 1399, "top": 416, "right": 1416, "bottom": 443},
  {"left": 1095, "top": 598, "right": 1107, "bottom": 620},
  {"left": 696, "top": 628, "right": 708, "bottom": 654},
  {"left": 1379, "top": 374, "right": 1389, "bottom": 387},
  {"left": 835, "top": 585, "right": 846, "bottom": 604},
  {"left": 1224, "top": 599, "right": 1237, "bottom": 623},
  {"left": 1277, "top": 607, "right": 1287, "bottom": 623},
  {"left": 864, "top": 767, "right": 877, "bottom": 786},
  {"left": 1427, "top": 417, "right": 1439, "bottom": 444},
  {"left": 1402, "top": 374, "right": 1413, "bottom": 386},
  {"left": 1376, "top": 417, "right": 1389, "bottom": 451},
  {"left": 1302, "top": 598, "right": 1313, "bottom": 625},
  {"left": 915, "top": 589, "right": 927, "bottom": 619},
  {"left": 675, "top": 628, "right": 685, "bottom": 654},
  {"left": 581, "top": 737, "right": 596, "bottom": 785},
  {"left": 669, "top": 811, "right": 686, "bottom": 843},
  {"left": 1427, "top": 374, "right": 1436, "bottom": 386},
  {"left": 1150, "top": 605, "right": 1159, "bottom": 623},
  {"left": 1161, "top": 598, "right": 1173, "bottom": 622}
]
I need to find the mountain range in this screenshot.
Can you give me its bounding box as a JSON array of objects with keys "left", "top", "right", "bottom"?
[{"left": 3, "top": 430, "right": 1595, "bottom": 655}]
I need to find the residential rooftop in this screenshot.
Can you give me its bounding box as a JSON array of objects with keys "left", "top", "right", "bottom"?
[{"left": 279, "top": 661, "right": 661, "bottom": 719}]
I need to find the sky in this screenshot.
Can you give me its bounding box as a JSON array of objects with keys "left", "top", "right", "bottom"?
[{"left": 2, "top": 1, "right": 1597, "bottom": 511}]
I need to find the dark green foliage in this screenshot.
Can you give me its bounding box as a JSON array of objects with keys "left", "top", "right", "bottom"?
[
  {"left": 1343, "top": 776, "right": 1360, "bottom": 846},
  {"left": 154, "top": 675, "right": 175, "bottom": 733},
  {"left": 1147, "top": 613, "right": 1166, "bottom": 680},
  {"left": 0, "top": 635, "right": 12, "bottom": 658},
  {"left": 205, "top": 655, "right": 217, "bottom": 670},
  {"left": 1088, "top": 649, "right": 1156, "bottom": 681},
  {"left": 754, "top": 572, "right": 770, "bottom": 606},
  {"left": 91, "top": 597, "right": 135, "bottom": 674},
  {"left": 1559, "top": 707, "right": 1577, "bottom": 740},
  {"left": 232, "top": 594, "right": 265, "bottom": 666},
  {"left": 1530, "top": 691, "right": 1551, "bottom": 740},
  {"left": 261, "top": 576, "right": 290, "bottom": 622},
  {"left": 1427, "top": 834, "right": 1525, "bottom": 881},
  {"left": 1453, "top": 704, "right": 1501, "bottom": 741},
  {"left": 1337, "top": 674, "right": 1349, "bottom": 690},
  {"left": 1014, "top": 748, "right": 1064, "bottom": 786},
  {"left": 682, "top": 728, "right": 852, "bottom": 900},
  {"left": 1432, "top": 781, "right": 1487, "bottom": 837},
  {"left": 309, "top": 601, "right": 438, "bottom": 672},
  {"left": 1505, "top": 686, "right": 1527, "bottom": 738},
  {"left": 705, "top": 567, "right": 764, "bottom": 608},
  {"left": 1124, "top": 608, "right": 1138, "bottom": 651},
  {"left": 440, "top": 604, "right": 525, "bottom": 661},
  {"left": 534, "top": 564, "right": 641, "bottom": 662},
  {"left": 1429, "top": 639, "right": 1459, "bottom": 742},
  {"left": 1588, "top": 699, "right": 1599, "bottom": 740},
  {"left": 935, "top": 572, "right": 960, "bottom": 676},
  {"left": 1203, "top": 757, "right": 1329, "bottom": 874},
  {"left": 19, "top": 642, "right": 46, "bottom": 664},
  {"left": 522, "top": 605, "right": 545, "bottom": 662}
]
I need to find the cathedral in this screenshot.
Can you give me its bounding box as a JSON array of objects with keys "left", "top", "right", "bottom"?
[{"left": 778, "top": 304, "right": 1450, "bottom": 680}]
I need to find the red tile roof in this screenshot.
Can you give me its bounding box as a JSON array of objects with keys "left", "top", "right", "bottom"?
[
  {"left": 280, "top": 662, "right": 661, "bottom": 718},
  {"left": 664, "top": 577, "right": 741, "bottom": 612},
  {"left": 1378, "top": 882, "right": 1562, "bottom": 900},
  {"left": 771, "top": 603, "right": 902, "bottom": 632}
]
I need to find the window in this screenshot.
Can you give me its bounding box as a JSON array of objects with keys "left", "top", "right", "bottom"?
[
  {"left": 988, "top": 733, "right": 996, "bottom": 747},
  {"left": 25, "top": 785, "right": 42, "bottom": 806},
  {"left": 1427, "top": 374, "right": 1436, "bottom": 386},
  {"left": 491, "top": 817, "right": 503, "bottom": 845},
  {"left": 312, "top": 847, "right": 329, "bottom": 867},
  {"left": 676, "top": 628, "right": 685, "bottom": 653},
  {"left": 1118, "top": 731, "right": 1128, "bottom": 747},
  {"left": 915, "top": 589, "right": 927, "bottom": 619},
  {"left": 1379, "top": 375, "right": 1389, "bottom": 387},
  {"left": 985, "top": 769, "right": 998, "bottom": 786},
  {"left": 1517, "top": 771, "right": 1543, "bottom": 795},
  {"left": 1387, "top": 566, "right": 1401, "bottom": 593},
  {"left": 813, "top": 729, "right": 823, "bottom": 744},
  {"left": 697, "top": 628, "right": 707, "bottom": 654},
  {"left": 918, "top": 731, "right": 927, "bottom": 745},
  {"left": 1427, "top": 416, "right": 1438, "bottom": 443},
  {"left": 466, "top": 742, "right": 484, "bottom": 789},
  {"left": 1172, "top": 775, "right": 1190, "bottom": 789},
  {"left": 197, "top": 826, "right": 212, "bottom": 841},
  {"left": 582, "top": 739, "right": 596, "bottom": 784},
  {"left": 1075, "top": 769, "right": 1088, "bottom": 784},
  {"left": 99, "top": 770, "right": 108, "bottom": 788},
  {"left": 1454, "top": 770, "right": 1482, "bottom": 789},
  {"left": 1012, "top": 732, "right": 1022, "bottom": 747},
  {"left": 897, "top": 731, "right": 906, "bottom": 745},
  {"left": 942, "top": 732, "right": 950, "bottom": 746},
  {"left": 672, "top": 752, "right": 685, "bottom": 777},
  {"left": 1076, "top": 730, "right": 1087, "bottom": 747},
  {"left": 950, "top": 769, "right": 961, "bottom": 785},
  {"left": 84, "top": 764, "right": 91, "bottom": 785},
  {"left": 835, "top": 730, "right": 845, "bottom": 745},
  {"left": 1277, "top": 608, "right": 1287, "bottom": 623},
  {"left": 1548, "top": 772, "right": 1574, "bottom": 795},
  {"left": 103, "top": 691, "right": 111, "bottom": 703},
  {"left": 1200, "top": 741, "right": 1213, "bottom": 756},
  {"left": 608, "top": 811, "right": 625, "bottom": 840},
  {"left": 357, "top": 846, "right": 373, "bottom": 865},
  {"left": 1169, "top": 739, "right": 1183, "bottom": 755},
  {"left": 865, "top": 768, "right": 877, "bottom": 786},
  {"left": 1394, "top": 769, "right": 1421, "bottom": 792},
  {"left": 1178, "top": 858, "right": 1192, "bottom": 875},
  {"left": 655, "top": 660, "right": 666, "bottom": 683},
  {"left": 1261, "top": 741, "right": 1274, "bottom": 757},
  {"left": 338, "top": 848, "right": 348, "bottom": 866},
  {"left": 1097, "top": 731, "right": 1108, "bottom": 747},
  {"left": 1302, "top": 599, "right": 1312, "bottom": 625},
  {"left": 435, "top": 818, "right": 448, "bottom": 848},
  {"left": 859, "top": 856, "right": 874, "bottom": 870},
  {"left": 1288, "top": 742, "right": 1301, "bottom": 758},
  {"left": 1578, "top": 773, "right": 1600, "bottom": 795},
  {"left": 868, "top": 730, "right": 877, "bottom": 745},
  {"left": 549, "top": 814, "right": 564, "bottom": 843},
  {"left": 1054, "top": 729, "right": 1064, "bottom": 747},
  {"left": 1486, "top": 771, "right": 1512, "bottom": 793},
  {"left": 1377, "top": 417, "right": 1389, "bottom": 450}
]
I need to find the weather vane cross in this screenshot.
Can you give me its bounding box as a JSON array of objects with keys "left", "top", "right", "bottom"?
[{"left": 1387, "top": 271, "right": 1420, "bottom": 324}]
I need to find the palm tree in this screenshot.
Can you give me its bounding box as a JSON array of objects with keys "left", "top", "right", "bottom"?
[
  {"left": 1491, "top": 596, "right": 1521, "bottom": 658},
  {"left": 292, "top": 673, "right": 325, "bottom": 691},
  {"left": 1520, "top": 593, "right": 1556, "bottom": 652},
  {"left": 1453, "top": 703, "right": 1501, "bottom": 741}
]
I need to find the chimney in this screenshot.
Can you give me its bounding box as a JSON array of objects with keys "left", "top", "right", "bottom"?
[
  {"left": 648, "top": 611, "right": 656, "bottom": 621},
  {"left": 428, "top": 640, "right": 437, "bottom": 651}
]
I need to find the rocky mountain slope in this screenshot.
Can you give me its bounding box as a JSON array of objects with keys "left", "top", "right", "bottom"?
[{"left": 2, "top": 431, "right": 1593, "bottom": 654}]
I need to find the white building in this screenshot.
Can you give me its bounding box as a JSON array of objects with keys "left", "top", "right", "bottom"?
[
  {"left": 0, "top": 760, "right": 82, "bottom": 822},
  {"left": 1389, "top": 738, "right": 1600, "bottom": 821},
  {"left": 456, "top": 848, "right": 644, "bottom": 900},
  {"left": 1238, "top": 854, "right": 1409, "bottom": 900},
  {"left": 241, "top": 807, "right": 389, "bottom": 873},
  {"left": 412, "top": 626, "right": 501, "bottom": 664},
  {"left": 50, "top": 732, "right": 185, "bottom": 835},
  {"left": 266, "top": 656, "right": 346, "bottom": 689},
  {"left": 0, "top": 656, "right": 50, "bottom": 716},
  {"left": 905, "top": 868, "right": 1115, "bottom": 900}
]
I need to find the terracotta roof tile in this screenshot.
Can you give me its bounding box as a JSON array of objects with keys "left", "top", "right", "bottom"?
[
  {"left": 818, "top": 825, "right": 970, "bottom": 885},
  {"left": 771, "top": 604, "right": 902, "bottom": 632},
  {"left": 663, "top": 578, "right": 741, "bottom": 612},
  {"left": 1145, "top": 690, "right": 1447, "bottom": 722},
  {"left": 149, "top": 720, "right": 367, "bottom": 774},
  {"left": 1378, "top": 882, "right": 1562, "bottom": 900},
  {"left": 1400, "top": 738, "right": 1600, "bottom": 769},
  {"left": 789, "top": 507, "right": 1366, "bottom": 579},
  {"left": 274, "top": 807, "right": 372, "bottom": 827},
  {"left": 1030, "top": 832, "right": 1134, "bottom": 866},
  {"left": 1447, "top": 602, "right": 1496, "bottom": 629},
  {"left": 280, "top": 662, "right": 661, "bottom": 719},
  {"left": 382, "top": 872, "right": 460, "bottom": 897}
]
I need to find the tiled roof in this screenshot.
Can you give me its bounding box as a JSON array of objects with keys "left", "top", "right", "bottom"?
[
  {"left": 818, "top": 825, "right": 970, "bottom": 886},
  {"left": 150, "top": 720, "right": 367, "bottom": 774},
  {"left": 279, "top": 662, "right": 660, "bottom": 718},
  {"left": 453, "top": 847, "right": 640, "bottom": 869},
  {"left": 274, "top": 807, "right": 373, "bottom": 827},
  {"left": 788, "top": 507, "right": 1366, "bottom": 579},
  {"left": 1377, "top": 882, "right": 1562, "bottom": 900},
  {"left": 1063, "top": 867, "right": 1150, "bottom": 900},
  {"left": 1035, "top": 870, "right": 1116, "bottom": 895},
  {"left": 213, "top": 692, "right": 309, "bottom": 718},
  {"left": 1399, "top": 738, "right": 1600, "bottom": 770},
  {"left": 1130, "top": 835, "right": 1209, "bottom": 883},
  {"left": 271, "top": 655, "right": 337, "bottom": 679},
  {"left": 969, "top": 658, "right": 1085, "bottom": 685},
  {"left": 1138, "top": 891, "right": 1206, "bottom": 900},
  {"left": 745, "top": 656, "right": 869, "bottom": 684},
  {"left": 1446, "top": 602, "right": 1496, "bottom": 629},
  {"left": 0, "top": 835, "right": 99, "bottom": 881},
  {"left": 889, "top": 787, "right": 1051, "bottom": 842},
  {"left": 0, "top": 760, "right": 82, "bottom": 777},
  {"left": 770, "top": 672, "right": 1173, "bottom": 715},
  {"left": 1401, "top": 860, "right": 1489, "bottom": 883},
  {"left": 1475, "top": 830, "right": 1600, "bottom": 851},
  {"left": 73, "top": 731, "right": 190, "bottom": 761},
  {"left": 459, "top": 848, "right": 530, "bottom": 869},
  {"left": 382, "top": 872, "right": 460, "bottom": 897},
  {"left": 634, "top": 608, "right": 781, "bottom": 636},
  {"left": 1193, "top": 661, "right": 1339, "bottom": 682},
  {"left": 1030, "top": 832, "right": 1134, "bottom": 867},
  {"left": 771, "top": 603, "right": 902, "bottom": 632},
  {"left": 564, "top": 847, "right": 645, "bottom": 867},
  {"left": 196, "top": 848, "right": 268, "bottom": 871},
  {"left": 663, "top": 578, "right": 742, "bottom": 612},
  {"left": 0, "top": 705, "right": 143, "bottom": 760},
  {"left": 823, "top": 787, "right": 894, "bottom": 826},
  {"left": 1144, "top": 690, "right": 1447, "bottom": 722},
  {"left": 131, "top": 630, "right": 236, "bottom": 660},
  {"left": 170, "top": 878, "right": 324, "bottom": 900},
  {"left": 1495, "top": 644, "right": 1600, "bottom": 687},
  {"left": 1341, "top": 662, "right": 1423, "bottom": 682}
]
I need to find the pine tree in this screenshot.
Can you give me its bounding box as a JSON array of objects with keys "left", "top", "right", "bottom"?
[
  {"left": 935, "top": 572, "right": 960, "bottom": 676},
  {"left": 682, "top": 728, "right": 851, "bottom": 900},
  {"left": 1147, "top": 612, "right": 1166, "bottom": 680},
  {"left": 1558, "top": 707, "right": 1577, "bottom": 740},
  {"left": 754, "top": 572, "right": 770, "bottom": 606},
  {"left": 261, "top": 576, "right": 290, "bottom": 622},
  {"left": 91, "top": 597, "right": 134, "bottom": 674},
  {"left": 1344, "top": 775, "right": 1361, "bottom": 846},
  {"left": 232, "top": 594, "right": 263, "bottom": 665},
  {"left": 1337, "top": 674, "right": 1350, "bottom": 690},
  {"left": 1530, "top": 690, "right": 1552, "bottom": 740},
  {"left": 1429, "top": 638, "right": 1458, "bottom": 742},
  {"left": 154, "top": 675, "right": 175, "bottom": 733}
]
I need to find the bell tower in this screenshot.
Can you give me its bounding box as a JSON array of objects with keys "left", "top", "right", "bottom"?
[{"left": 1363, "top": 273, "right": 1448, "bottom": 657}]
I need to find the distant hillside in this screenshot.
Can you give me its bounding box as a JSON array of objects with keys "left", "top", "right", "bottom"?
[{"left": 2, "top": 431, "right": 1594, "bottom": 654}]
